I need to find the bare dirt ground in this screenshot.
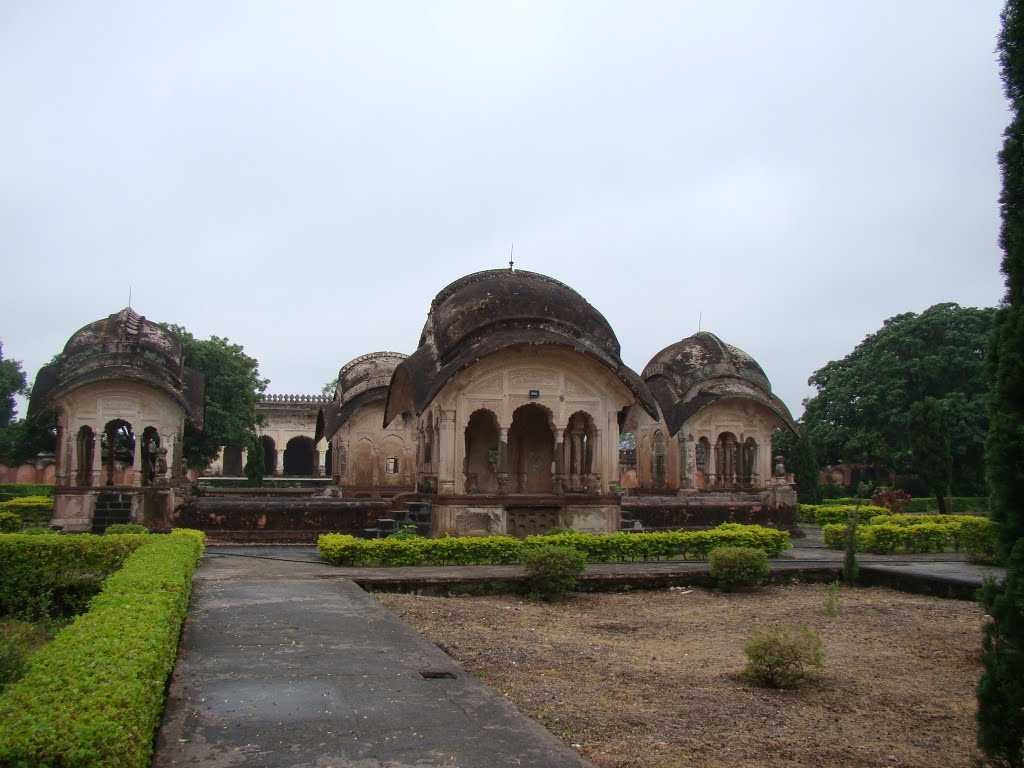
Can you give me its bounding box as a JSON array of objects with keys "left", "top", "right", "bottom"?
[{"left": 377, "top": 584, "right": 985, "bottom": 768}]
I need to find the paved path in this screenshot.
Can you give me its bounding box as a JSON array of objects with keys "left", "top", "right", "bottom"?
[{"left": 154, "top": 553, "right": 590, "bottom": 768}]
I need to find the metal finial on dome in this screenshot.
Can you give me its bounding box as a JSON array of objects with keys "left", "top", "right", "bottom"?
[{"left": 508, "top": 242, "right": 514, "bottom": 271}]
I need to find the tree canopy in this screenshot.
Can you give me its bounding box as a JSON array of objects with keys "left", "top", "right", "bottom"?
[
  {"left": 801, "top": 302, "right": 995, "bottom": 495},
  {"left": 0, "top": 342, "right": 28, "bottom": 429},
  {"left": 161, "top": 325, "right": 268, "bottom": 470}
]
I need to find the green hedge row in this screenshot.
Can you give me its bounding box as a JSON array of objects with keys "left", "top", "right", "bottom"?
[
  {"left": 318, "top": 523, "right": 791, "bottom": 567},
  {"left": 0, "top": 484, "right": 54, "bottom": 502},
  {"left": 0, "top": 496, "right": 54, "bottom": 529},
  {"left": 903, "top": 497, "right": 988, "bottom": 515},
  {"left": 0, "top": 529, "right": 205, "bottom": 768},
  {"left": 0, "top": 533, "right": 149, "bottom": 618},
  {"left": 798, "top": 504, "right": 888, "bottom": 525},
  {"left": 868, "top": 513, "right": 984, "bottom": 527},
  {"left": 822, "top": 517, "right": 998, "bottom": 559}
]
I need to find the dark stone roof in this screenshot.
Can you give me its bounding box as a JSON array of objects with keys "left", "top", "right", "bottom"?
[
  {"left": 384, "top": 269, "right": 659, "bottom": 425},
  {"left": 317, "top": 352, "right": 407, "bottom": 442},
  {"left": 641, "top": 331, "right": 796, "bottom": 437},
  {"left": 28, "top": 308, "right": 205, "bottom": 427}
]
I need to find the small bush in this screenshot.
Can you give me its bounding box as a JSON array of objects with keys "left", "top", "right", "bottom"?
[
  {"left": 105, "top": 523, "right": 148, "bottom": 535},
  {"left": 743, "top": 625, "right": 824, "bottom": 688},
  {"left": 0, "top": 512, "right": 19, "bottom": 533},
  {"left": 709, "top": 546, "right": 769, "bottom": 591},
  {"left": 522, "top": 545, "right": 586, "bottom": 600}
]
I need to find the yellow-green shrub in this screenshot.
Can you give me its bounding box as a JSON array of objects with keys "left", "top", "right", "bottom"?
[
  {"left": 0, "top": 529, "right": 204, "bottom": 768},
  {"left": 798, "top": 504, "right": 887, "bottom": 525},
  {"left": 0, "top": 496, "right": 54, "bottom": 528},
  {"left": 0, "top": 533, "right": 149, "bottom": 618},
  {"left": 822, "top": 516, "right": 997, "bottom": 557},
  {"left": 709, "top": 546, "right": 769, "bottom": 590},
  {"left": 318, "top": 523, "right": 790, "bottom": 567}
]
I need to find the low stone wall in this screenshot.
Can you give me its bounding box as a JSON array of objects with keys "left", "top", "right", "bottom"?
[
  {"left": 433, "top": 494, "right": 620, "bottom": 537},
  {"left": 621, "top": 499, "right": 796, "bottom": 531},
  {"left": 174, "top": 496, "right": 392, "bottom": 540}
]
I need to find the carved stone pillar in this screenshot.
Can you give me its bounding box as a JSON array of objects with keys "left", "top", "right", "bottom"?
[
  {"left": 273, "top": 439, "right": 284, "bottom": 475},
  {"left": 590, "top": 429, "right": 602, "bottom": 492},
  {"left": 241, "top": 447, "right": 248, "bottom": 472},
  {"left": 497, "top": 428, "right": 510, "bottom": 494},
  {"left": 553, "top": 433, "right": 565, "bottom": 494},
  {"left": 316, "top": 439, "right": 327, "bottom": 477},
  {"left": 438, "top": 410, "right": 456, "bottom": 495}
]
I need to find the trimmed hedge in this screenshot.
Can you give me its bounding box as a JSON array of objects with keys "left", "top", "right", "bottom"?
[
  {"left": 0, "top": 484, "right": 54, "bottom": 502},
  {"left": 318, "top": 523, "right": 791, "bottom": 567},
  {"left": 798, "top": 504, "right": 887, "bottom": 525},
  {"left": 822, "top": 517, "right": 998, "bottom": 558},
  {"left": 0, "top": 533, "right": 148, "bottom": 618},
  {"left": 104, "top": 523, "right": 148, "bottom": 535},
  {"left": 903, "top": 496, "right": 989, "bottom": 515},
  {"left": 0, "top": 512, "right": 19, "bottom": 533},
  {"left": 0, "top": 529, "right": 204, "bottom": 768},
  {"left": 0, "top": 496, "right": 54, "bottom": 529},
  {"left": 709, "top": 546, "right": 769, "bottom": 590}
]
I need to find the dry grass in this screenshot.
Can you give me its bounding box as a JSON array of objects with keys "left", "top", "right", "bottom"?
[{"left": 377, "top": 583, "right": 985, "bottom": 768}]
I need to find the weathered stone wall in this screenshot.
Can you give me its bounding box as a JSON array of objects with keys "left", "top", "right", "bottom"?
[
  {"left": 333, "top": 400, "right": 416, "bottom": 493},
  {"left": 432, "top": 496, "right": 620, "bottom": 537}
]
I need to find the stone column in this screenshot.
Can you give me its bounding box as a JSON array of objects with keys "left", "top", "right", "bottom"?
[
  {"left": 91, "top": 425, "right": 104, "bottom": 487},
  {"left": 709, "top": 438, "right": 718, "bottom": 489},
  {"left": 438, "top": 410, "right": 456, "bottom": 495},
  {"left": 240, "top": 446, "right": 248, "bottom": 473},
  {"left": 497, "top": 428, "right": 510, "bottom": 494},
  {"left": 316, "top": 439, "right": 327, "bottom": 477},
  {"left": 591, "top": 429, "right": 602, "bottom": 492},
  {"left": 553, "top": 432, "right": 565, "bottom": 494},
  {"left": 132, "top": 430, "right": 143, "bottom": 487},
  {"left": 273, "top": 437, "right": 284, "bottom": 476}
]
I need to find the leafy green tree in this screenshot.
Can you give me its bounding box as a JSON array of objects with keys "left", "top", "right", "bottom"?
[
  {"left": 772, "top": 427, "right": 821, "bottom": 504},
  {"left": 244, "top": 433, "right": 265, "bottom": 486},
  {"left": 160, "top": 325, "right": 268, "bottom": 470},
  {"left": 0, "top": 342, "right": 28, "bottom": 429},
  {"left": 801, "top": 303, "right": 995, "bottom": 495},
  {"left": 908, "top": 398, "right": 953, "bottom": 514},
  {"left": 979, "top": 3, "right": 1024, "bottom": 764}
]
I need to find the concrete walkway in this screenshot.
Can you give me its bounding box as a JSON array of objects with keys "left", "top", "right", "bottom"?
[{"left": 154, "top": 553, "right": 591, "bottom": 768}]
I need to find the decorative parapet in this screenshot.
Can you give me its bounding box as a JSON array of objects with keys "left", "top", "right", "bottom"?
[{"left": 259, "top": 394, "right": 332, "bottom": 404}]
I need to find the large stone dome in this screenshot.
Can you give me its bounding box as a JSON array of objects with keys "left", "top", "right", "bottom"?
[
  {"left": 385, "top": 269, "right": 658, "bottom": 424},
  {"left": 642, "top": 331, "right": 796, "bottom": 436},
  {"left": 30, "top": 308, "right": 204, "bottom": 426},
  {"left": 317, "top": 351, "right": 408, "bottom": 441}
]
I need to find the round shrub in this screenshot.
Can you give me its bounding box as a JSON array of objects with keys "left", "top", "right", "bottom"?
[
  {"left": 104, "top": 523, "right": 148, "bottom": 535},
  {"left": 743, "top": 625, "right": 824, "bottom": 688},
  {"left": 709, "top": 546, "right": 769, "bottom": 591},
  {"left": 0, "top": 512, "right": 20, "bottom": 533},
  {"left": 522, "top": 545, "right": 586, "bottom": 601}
]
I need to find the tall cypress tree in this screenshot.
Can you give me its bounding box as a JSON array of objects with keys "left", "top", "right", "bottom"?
[{"left": 978, "top": 3, "right": 1024, "bottom": 764}]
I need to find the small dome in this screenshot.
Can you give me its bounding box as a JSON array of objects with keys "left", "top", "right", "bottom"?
[
  {"left": 385, "top": 269, "right": 658, "bottom": 424},
  {"left": 642, "top": 331, "right": 795, "bottom": 436},
  {"left": 318, "top": 351, "right": 408, "bottom": 442},
  {"left": 30, "top": 308, "right": 204, "bottom": 426}
]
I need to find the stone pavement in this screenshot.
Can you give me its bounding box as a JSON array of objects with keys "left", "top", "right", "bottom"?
[{"left": 153, "top": 552, "right": 591, "bottom": 768}]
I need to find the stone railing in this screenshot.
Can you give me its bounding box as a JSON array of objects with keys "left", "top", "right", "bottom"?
[{"left": 258, "top": 394, "right": 331, "bottom": 404}]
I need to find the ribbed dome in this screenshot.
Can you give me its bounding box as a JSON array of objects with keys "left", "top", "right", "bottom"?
[
  {"left": 30, "top": 308, "right": 204, "bottom": 426},
  {"left": 384, "top": 269, "right": 658, "bottom": 425},
  {"left": 317, "top": 352, "right": 408, "bottom": 442},
  {"left": 424, "top": 269, "right": 621, "bottom": 363},
  {"left": 642, "top": 331, "right": 795, "bottom": 436}
]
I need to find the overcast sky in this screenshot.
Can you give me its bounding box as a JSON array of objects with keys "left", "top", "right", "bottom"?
[{"left": 0, "top": 2, "right": 1009, "bottom": 419}]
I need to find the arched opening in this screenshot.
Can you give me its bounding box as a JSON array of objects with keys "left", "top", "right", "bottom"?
[
  {"left": 715, "top": 432, "right": 739, "bottom": 489},
  {"left": 260, "top": 435, "right": 277, "bottom": 475},
  {"left": 509, "top": 403, "right": 554, "bottom": 494},
  {"left": 464, "top": 409, "right": 500, "bottom": 494},
  {"left": 741, "top": 437, "right": 758, "bottom": 488},
  {"left": 76, "top": 425, "right": 94, "bottom": 487},
  {"left": 653, "top": 430, "right": 667, "bottom": 490},
  {"left": 696, "top": 437, "right": 711, "bottom": 489},
  {"left": 324, "top": 443, "right": 333, "bottom": 477},
  {"left": 101, "top": 419, "right": 134, "bottom": 486},
  {"left": 283, "top": 436, "right": 316, "bottom": 476},
  {"left": 141, "top": 427, "right": 160, "bottom": 486},
  {"left": 564, "top": 411, "right": 596, "bottom": 492},
  {"left": 222, "top": 446, "right": 244, "bottom": 476}
]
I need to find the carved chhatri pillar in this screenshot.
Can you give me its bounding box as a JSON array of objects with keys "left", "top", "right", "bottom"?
[
  {"left": 438, "top": 410, "right": 456, "bottom": 495},
  {"left": 590, "top": 428, "right": 602, "bottom": 492},
  {"left": 553, "top": 433, "right": 565, "bottom": 494},
  {"left": 497, "top": 428, "right": 510, "bottom": 493}
]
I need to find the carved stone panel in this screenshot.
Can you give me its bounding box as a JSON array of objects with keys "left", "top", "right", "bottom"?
[{"left": 507, "top": 507, "right": 559, "bottom": 538}]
